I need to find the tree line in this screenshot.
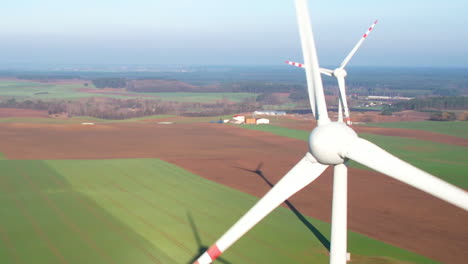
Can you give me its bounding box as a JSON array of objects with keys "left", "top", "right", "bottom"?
[
  {"left": 92, "top": 78, "right": 127, "bottom": 88},
  {"left": 0, "top": 97, "right": 260, "bottom": 120}
]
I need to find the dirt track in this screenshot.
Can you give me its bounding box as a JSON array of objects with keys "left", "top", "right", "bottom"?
[{"left": 0, "top": 122, "right": 466, "bottom": 263}]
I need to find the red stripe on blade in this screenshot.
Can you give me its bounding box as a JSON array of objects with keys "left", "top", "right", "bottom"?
[{"left": 207, "top": 245, "right": 222, "bottom": 261}]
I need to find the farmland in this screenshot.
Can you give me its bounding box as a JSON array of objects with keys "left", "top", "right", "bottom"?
[
  {"left": 0, "top": 121, "right": 466, "bottom": 263},
  {"left": 0, "top": 81, "right": 90, "bottom": 99},
  {"left": 0, "top": 115, "right": 174, "bottom": 124},
  {"left": 0, "top": 158, "right": 436, "bottom": 263},
  {"left": 0, "top": 80, "right": 256, "bottom": 103}
]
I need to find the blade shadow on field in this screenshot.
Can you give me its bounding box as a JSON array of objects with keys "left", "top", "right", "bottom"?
[
  {"left": 187, "top": 212, "right": 231, "bottom": 264},
  {"left": 234, "top": 162, "right": 330, "bottom": 251}
]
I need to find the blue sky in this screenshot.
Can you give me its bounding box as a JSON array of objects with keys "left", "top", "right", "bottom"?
[{"left": 1, "top": 0, "right": 467, "bottom": 67}]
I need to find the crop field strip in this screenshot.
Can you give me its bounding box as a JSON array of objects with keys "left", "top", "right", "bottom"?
[
  {"left": 29, "top": 161, "right": 179, "bottom": 263},
  {"left": 105, "top": 163, "right": 317, "bottom": 263},
  {"left": 57, "top": 160, "right": 313, "bottom": 263},
  {"left": 0, "top": 160, "right": 175, "bottom": 264},
  {"left": 0, "top": 115, "right": 174, "bottom": 124},
  {"left": 0, "top": 159, "right": 437, "bottom": 263},
  {"left": 31, "top": 161, "right": 164, "bottom": 264}
]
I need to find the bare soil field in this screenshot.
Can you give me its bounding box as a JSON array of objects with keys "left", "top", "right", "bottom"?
[
  {"left": 0, "top": 122, "right": 466, "bottom": 263},
  {"left": 0, "top": 108, "right": 49, "bottom": 118}
]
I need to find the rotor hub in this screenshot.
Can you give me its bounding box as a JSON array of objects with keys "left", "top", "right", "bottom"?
[
  {"left": 332, "top": 68, "right": 347, "bottom": 78},
  {"left": 308, "top": 122, "right": 358, "bottom": 165}
]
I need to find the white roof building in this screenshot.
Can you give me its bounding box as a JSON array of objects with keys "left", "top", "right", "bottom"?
[
  {"left": 256, "top": 118, "right": 270, "bottom": 124},
  {"left": 254, "top": 110, "right": 286, "bottom": 116}
]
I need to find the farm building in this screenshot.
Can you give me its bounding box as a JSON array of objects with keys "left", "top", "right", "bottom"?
[
  {"left": 233, "top": 115, "right": 246, "bottom": 123},
  {"left": 246, "top": 118, "right": 256, "bottom": 124},
  {"left": 256, "top": 118, "right": 270, "bottom": 124},
  {"left": 229, "top": 115, "right": 270, "bottom": 125}
]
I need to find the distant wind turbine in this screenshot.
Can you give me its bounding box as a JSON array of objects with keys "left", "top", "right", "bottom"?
[{"left": 287, "top": 20, "right": 378, "bottom": 125}]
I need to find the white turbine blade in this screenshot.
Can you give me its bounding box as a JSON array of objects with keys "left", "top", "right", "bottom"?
[
  {"left": 337, "top": 76, "right": 351, "bottom": 125},
  {"left": 340, "top": 20, "right": 378, "bottom": 69},
  {"left": 320, "top": 68, "right": 333, "bottom": 76},
  {"left": 294, "top": 1, "right": 316, "bottom": 119},
  {"left": 193, "top": 153, "right": 328, "bottom": 264},
  {"left": 345, "top": 138, "right": 468, "bottom": 211},
  {"left": 295, "top": 0, "right": 330, "bottom": 125},
  {"left": 337, "top": 98, "right": 343, "bottom": 122},
  {"left": 330, "top": 164, "right": 348, "bottom": 264}
]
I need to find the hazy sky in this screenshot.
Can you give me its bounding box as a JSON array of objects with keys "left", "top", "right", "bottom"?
[{"left": 1, "top": 0, "right": 467, "bottom": 67}]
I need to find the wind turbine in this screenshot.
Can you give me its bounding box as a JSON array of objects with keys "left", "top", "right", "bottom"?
[
  {"left": 193, "top": 1, "right": 468, "bottom": 264},
  {"left": 286, "top": 20, "right": 378, "bottom": 125}
]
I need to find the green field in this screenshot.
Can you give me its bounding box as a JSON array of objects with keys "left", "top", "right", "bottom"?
[
  {"left": 0, "top": 81, "right": 91, "bottom": 99},
  {"left": 0, "top": 115, "right": 174, "bottom": 124},
  {"left": 0, "top": 159, "right": 435, "bottom": 263},
  {"left": 122, "top": 92, "right": 256, "bottom": 103},
  {"left": 0, "top": 80, "right": 256, "bottom": 103},
  {"left": 238, "top": 124, "right": 468, "bottom": 188},
  {"left": 362, "top": 121, "right": 468, "bottom": 139}
]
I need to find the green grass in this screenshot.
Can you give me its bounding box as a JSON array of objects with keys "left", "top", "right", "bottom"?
[
  {"left": 0, "top": 152, "right": 6, "bottom": 160},
  {"left": 237, "top": 124, "right": 468, "bottom": 188},
  {"left": 0, "top": 80, "right": 256, "bottom": 103},
  {"left": 362, "top": 121, "right": 468, "bottom": 139},
  {"left": 124, "top": 92, "right": 256, "bottom": 103},
  {"left": 0, "top": 115, "right": 174, "bottom": 124},
  {"left": 0, "top": 159, "right": 436, "bottom": 264},
  {"left": 71, "top": 115, "right": 175, "bottom": 123},
  {"left": 239, "top": 124, "right": 309, "bottom": 141},
  {"left": 0, "top": 81, "right": 91, "bottom": 99}
]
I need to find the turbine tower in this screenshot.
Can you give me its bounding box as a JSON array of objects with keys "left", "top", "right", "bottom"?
[
  {"left": 193, "top": 1, "right": 468, "bottom": 263},
  {"left": 286, "top": 20, "right": 378, "bottom": 125}
]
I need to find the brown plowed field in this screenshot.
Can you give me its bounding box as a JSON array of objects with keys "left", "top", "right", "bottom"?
[
  {"left": 0, "top": 122, "right": 466, "bottom": 263},
  {"left": 0, "top": 108, "right": 49, "bottom": 118}
]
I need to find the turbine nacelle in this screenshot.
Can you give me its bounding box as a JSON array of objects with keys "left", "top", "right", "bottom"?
[{"left": 309, "top": 123, "right": 357, "bottom": 165}]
